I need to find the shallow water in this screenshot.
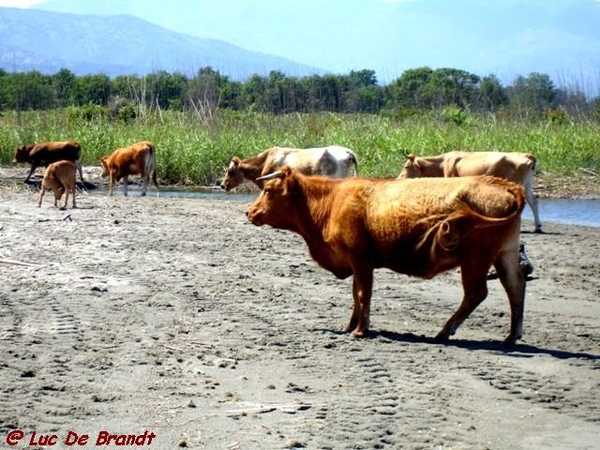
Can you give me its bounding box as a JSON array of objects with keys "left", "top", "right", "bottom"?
[
  {"left": 101, "top": 187, "right": 600, "bottom": 228},
  {"left": 522, "top": 199, "right": 600, "bottom": 228}
]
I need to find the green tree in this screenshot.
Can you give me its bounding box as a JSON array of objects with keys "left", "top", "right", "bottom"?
[
  {"left": 427, "top": 68, "right": 480, "bottom": 109},
  {"left": 70, "top": 73, "right": 111, "bottom": 106},
  {"left": 51, "top": 69, "right": 76, "bottom": 107},
  {"left": 476, "top": 74, "right": 508, "bottom": 112},
  {"left": 385, "top": 67, "right": 434, "bottom": 110},
  {"left": 507, "top": 72, "right": 557, "bottom": 112},
  {"left": 3, "top": 71, "right": 56, "bottom": 110}
]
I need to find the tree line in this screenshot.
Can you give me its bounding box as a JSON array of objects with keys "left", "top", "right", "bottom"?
[{"left": 0, "top": 66, "right": 597, "bottom": 119}]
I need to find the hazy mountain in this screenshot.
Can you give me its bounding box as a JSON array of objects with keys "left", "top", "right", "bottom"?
[
  {"left": 0, "top": 7, "right": 323, "bottom": 79},
  {"left": 29, "top": 0, "right": 600, "bottom": 89}
]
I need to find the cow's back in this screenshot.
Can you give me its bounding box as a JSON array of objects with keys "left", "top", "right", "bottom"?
[
  {"left": 365, "top": 176, "right": 521, "bottom": 235},
  {"left": 30, "top": 141, "right": 81, "bottom": 163},
  {"left": 356, "top": 176, "right": 524, "bottom": 276},
  {"left": 452, "top": 151, "right": 534, "bottom": 183}
]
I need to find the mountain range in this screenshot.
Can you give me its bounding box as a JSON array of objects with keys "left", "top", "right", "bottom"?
[
  {"left": 2, "top": 0, "right": 600, "bottom": 91},
  {"left": 0, "top": 6, "right": 321, "bottom": 79}
]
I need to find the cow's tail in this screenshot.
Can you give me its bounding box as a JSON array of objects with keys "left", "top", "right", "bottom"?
[
  {"left": 146, "top": 143, "right": 159, "bottom": 189},
  {"left": 416, "top": 179, "right": 525, "bottom": 258}
]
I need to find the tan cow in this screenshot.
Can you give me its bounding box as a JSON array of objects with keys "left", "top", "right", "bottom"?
[
  {"left": 220, "top": 145, "right": 358, "bottom": 191},
  {"left": 37, "top": 160, "right": 77, "bottom": 210},
  {"left": 99, "top": 141, "right": 158, "bottom": 196},
  {"left": 398, "top": 151, "right": 542, "bottom": 232},
  {"left": 14, "top": 140, "right": 84, "bottom": 183},
  {"left": 247, "top": 167, "right": 527, "bottom": 344}
]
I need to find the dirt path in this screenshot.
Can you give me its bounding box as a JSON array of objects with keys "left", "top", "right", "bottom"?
[{"left": 0, "top": 184, "right": 598, "bottom": 449}]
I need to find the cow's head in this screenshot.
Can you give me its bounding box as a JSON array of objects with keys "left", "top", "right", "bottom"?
[
  {"left": 13, "top": 145, "right": 30, "bottom": 164},
  {"left": 98, "top": 157, "right": 110, "bottom": 177},
  {"left": 397, "top": 153, "right": 422, "bottom": 178},
  {"left": 220, "top": 157, "right": 244, "bottom": 191},
  {"left": 246, "top": 166, "right": 294, "bottom": 228}
]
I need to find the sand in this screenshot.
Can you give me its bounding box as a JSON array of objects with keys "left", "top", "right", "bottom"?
[{"left": 0, "top": 172, "right": 599, "bottom": 450}]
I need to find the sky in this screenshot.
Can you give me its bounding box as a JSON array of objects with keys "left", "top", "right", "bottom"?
[{"left": 0, "top": 0, "right": 44, "bottom": 6}]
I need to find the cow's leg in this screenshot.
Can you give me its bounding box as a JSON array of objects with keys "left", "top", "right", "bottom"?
[
  {"left": 61, "top": 187, "right": 69, "bottom": 210},
  {"left": 524, "top": 178, "right": 542, "bottom": 233},
  {"left": 37, "top": 186, "right": 46, "bottom": 207},
  {"left": 346, "top": 266, "right": 374, "bottom": 337},
  {"left": 71, "top": 186, "right": 77, "bottom": 208},
  {"left": 141, "top": 174, "right": 149, "bottom": 196},
  {"left": 122, "top": 175, "right": 129, "bottom": 196},
  {"left": 435, "top": 265, "right": 489, "bottom": 342},
  {"left": 108, "top": 174, "right": 115, "bottom": 196},
  {"left": 26, "top": 164, "right": 37, "bottom": 182},
  {"left": 494, "top": 250, "right": 526, "bottom": 345},
  {"left": 75, "top": 160, "right": 85, "bottom": 183}
]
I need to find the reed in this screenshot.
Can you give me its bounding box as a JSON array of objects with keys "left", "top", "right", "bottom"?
[{"left": 1, "top": 109, "right": 598, "bottom": 185}]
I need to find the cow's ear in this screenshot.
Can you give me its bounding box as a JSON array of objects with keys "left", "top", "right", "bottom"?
[
  {"left": 231, "top": 156, "right": 241, "bottom": 166},
  {"left": 407, "top": 154, "right": 416, "bottom": 163},
  {"left": 281, "top": 165, "right": 292, "bottom": 178}
]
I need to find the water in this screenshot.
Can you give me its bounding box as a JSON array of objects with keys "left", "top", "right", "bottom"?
[
  {"left": 522, "top": 199, "right": 600, "bottom": 228},
  {"left": 159, "top": 187, "right": 257, "bottom": 203},
  {"left": 103, "top": 187, "right": 600, "bottom": 228}
]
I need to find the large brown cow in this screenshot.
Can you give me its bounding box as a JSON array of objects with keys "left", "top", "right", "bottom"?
[
  {"left": 13, "top": 140, "right": 84, "bottom": 183},
  {"left": 99, "top": 141, "right": 158, "bottom": 196},
  {"left": 247, "top": 167, "right": 527, "bottom": 344},
  {"left": 37, "top": 160, "right": 77, "bottom": 210},
  {"left": 398, "top": 151, "right": 542, "bottom": 233},
  {"left": 220, "top": 145, "right": 358, "bottom": 191}
]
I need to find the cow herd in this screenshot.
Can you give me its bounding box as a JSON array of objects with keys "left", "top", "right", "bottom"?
[{"left": 12, "top": 140, "right": 542, "bottom": 344}]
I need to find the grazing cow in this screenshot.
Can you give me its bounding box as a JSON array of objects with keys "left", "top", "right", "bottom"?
[
  {"left": 398, "top": 151, "right": 542, "bottom": 233},
  {"left": 13, "top": 140, "right": 84, "bottom": 183},
  {"left": 99, "top": 141, "right": 158, "bottom": 196},
  {"left": 247, "top": 167, "right": 527, "bottom": 344},
  {"left": 220, "top": 145, "right": 358, "bottom": 191},
  {"left": 38, "top": 160, "right": 77, "bottom": 210}
]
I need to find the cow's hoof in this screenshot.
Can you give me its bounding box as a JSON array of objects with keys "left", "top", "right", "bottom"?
[{"left": 351, "top": 328, "right": 368, "bottom": 338}]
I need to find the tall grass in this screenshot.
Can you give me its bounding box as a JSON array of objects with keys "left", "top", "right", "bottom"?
[{"left": 1, "top": 108, "right": 598, "bottom": 185}]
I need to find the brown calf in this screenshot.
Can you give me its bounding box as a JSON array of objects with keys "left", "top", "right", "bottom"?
[
  {"left": 99, "top": 141, "right": 158, "bottom": 196},
  {"left": 38, "top": 160, "right": 77, "bottom": 210}
]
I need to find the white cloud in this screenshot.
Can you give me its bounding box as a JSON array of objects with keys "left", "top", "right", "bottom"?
[{"left": 0, "top": 0, "right": 45, "bottom": 7}]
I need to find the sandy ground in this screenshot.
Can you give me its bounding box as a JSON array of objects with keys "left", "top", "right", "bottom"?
[{"left": 0, "top": 169, "right": 599, "bottom": 449}]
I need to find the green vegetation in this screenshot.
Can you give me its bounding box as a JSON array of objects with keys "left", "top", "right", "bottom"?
[
  {"left": 1, "top": 108, "right": 598, "bottom": 186},
  {"left": 1, "top": 66, "right": 598, "bottom": 186}
]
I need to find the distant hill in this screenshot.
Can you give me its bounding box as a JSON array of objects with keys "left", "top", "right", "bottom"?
[
  {"left": 30, "top": 0, "right": 600, "bottom": 91},
  {"left": 0, "top": 7, "right": 323, "bottom": 79}
]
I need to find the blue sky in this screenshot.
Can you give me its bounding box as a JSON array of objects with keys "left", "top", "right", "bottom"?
[
  {"left": 0, "top": 0, "right": 44, "bottom": 5},
  {"left": 2, "top": 0, "right": 599, "bottom": 91}
]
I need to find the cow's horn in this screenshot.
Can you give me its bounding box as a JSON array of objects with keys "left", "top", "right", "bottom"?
[{"left": 256, "top": 171, "right": 283, "bottom": 182}]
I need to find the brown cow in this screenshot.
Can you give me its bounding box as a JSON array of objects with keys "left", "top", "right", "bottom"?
[
  {"left": 37, "top": 160, "right": 77, "bottom": 210},
  {"left": 398, "top": 151, "right": 542, "bottom": 233},
  {"left": 99, "top": 141, "right": 158, "bottom": 196},
  {"left": 220, "top": 145, "right": 358, "bottom": 191},
  {"left": 14, "top": 140, "right": 84, "bottom": 183},
  {"left": 247, "top": 167, "right": 527, "bottom": 344}
]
